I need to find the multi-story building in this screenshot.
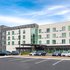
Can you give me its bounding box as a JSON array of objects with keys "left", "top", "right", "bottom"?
[
  {"left": 0, "top": 21, "right": 70, "bottom": 52},
  {"left": 6, "top": 24, "right": 38, "bottom": 52},
  {"left": 38, "top": 21, "right": 70, "bottom": 52},
  {"left": 0, "top": 25, "right": 9, "bottom": 51}
]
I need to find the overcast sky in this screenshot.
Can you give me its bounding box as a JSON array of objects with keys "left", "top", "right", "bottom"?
[{"left": 0, "top": 0, "right": 70, "bottom": 26}]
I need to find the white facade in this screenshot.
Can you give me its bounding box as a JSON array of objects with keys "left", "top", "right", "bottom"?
[
  {"left": 38, "top": 21, "right": 70, "bottom": 46},
  {"left": 5, "top": 21, "right": 70, "bottom": 51},
  {"left": 6, "top": 28, "right": 31, "bottom": 52}
]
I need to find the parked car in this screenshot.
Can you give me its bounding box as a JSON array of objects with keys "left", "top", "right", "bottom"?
[
  {"left": 29, "top": 50, "right": 46, "bottom": 56},
  {"left": 52, "top": 51, "right": 61, "bottom": 56},
  {"left": 0, "top": 51, "right": 11, "bottom": 56},
  {"left": 3, "top": 51, "right": 11, "bottom": 55},
  {"left": 0, "top": 51, "right": 6, "bottom": 56},
  {"left": 35, "top": 50, "right": 47, "bottom": 56},
  {"left": 61, "top": 51, "right": 70, "bottom": 56},
  {"left": 11, "top": 51, "right": 19, "bottom": 55},
  {"left": 29, "top": 51, "right": 37, "bottom": 56}
]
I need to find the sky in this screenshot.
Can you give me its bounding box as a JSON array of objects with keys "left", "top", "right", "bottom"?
[{"left": 0, "top": 0, "right": 70, "bottom": 26}]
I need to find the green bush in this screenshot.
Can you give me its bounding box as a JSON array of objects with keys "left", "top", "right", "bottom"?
[{"left": 21, "top": 52, "right": 30, "bottom": 55}]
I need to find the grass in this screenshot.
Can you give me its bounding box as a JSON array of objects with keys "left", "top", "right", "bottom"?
[{"left": 21, "top": 51, "right": 30, "bottom": 55}]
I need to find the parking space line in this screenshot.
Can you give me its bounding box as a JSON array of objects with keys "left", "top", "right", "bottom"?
[
  {"left": 35, "top": 59, "right": 48, "bottom": 64},
  {"left": 21, "top": 58, "right": 38, "bottom": 63},
  {"left": 52, "top": 60, "right": 63, "bottom": 66},
  {"left": 8, "top": 58, "right": 24, "bottom": 61}
]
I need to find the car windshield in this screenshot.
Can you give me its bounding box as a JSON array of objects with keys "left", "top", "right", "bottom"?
[
  {"left": 62, "top": 51, "right": 68, "bottom": 53},
  {"left": 31, "top": 50, "right": 46, "bottom": 53},
  {"left": 36, "top": 50, "right": 46, "bottom": 53},
  {"left": 68, "top": 50, "right": 70, "bottom": 53},
  {"left": 54, "top": 51, "right": 60, "bottom": 53},
  {"left": 31, "top": 51, "right": 36, "bottom": 53}
]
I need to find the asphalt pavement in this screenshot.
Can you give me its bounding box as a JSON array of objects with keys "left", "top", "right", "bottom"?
[{"left": 0, "top": 57, "right": 70, "bottom": 70}]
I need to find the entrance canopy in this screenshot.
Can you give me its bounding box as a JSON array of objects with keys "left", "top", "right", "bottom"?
[
  {"left": 16, "top": 44, "right": 47, "bottom": 51},
  {"left": 21, "top": 44, "right": 47, "bottom": 46}
]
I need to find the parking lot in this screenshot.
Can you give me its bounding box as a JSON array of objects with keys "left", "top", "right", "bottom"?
[{"left": 0, "top": 56, "right": 70, "bottom": 70}]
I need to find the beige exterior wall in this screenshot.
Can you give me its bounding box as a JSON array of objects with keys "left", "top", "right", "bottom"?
[
  {"left": 6, "top": 21, "right": 70, "bottom": 51},
  {"left": 38, "top": 21, "right": 70, "bottom": 46}
]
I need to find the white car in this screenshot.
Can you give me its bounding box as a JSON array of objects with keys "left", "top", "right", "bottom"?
[
  {"left": 61, "top": 51, "right": 70, "bottom": 57},
  {"left": 29, "top": 51, "right": 36, "bottom": 56}
]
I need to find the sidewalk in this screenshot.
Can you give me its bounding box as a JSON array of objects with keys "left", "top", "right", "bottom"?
[
  {"left": 11, "top": 55, "right": 70, "bottom": 60},
  {"left": 0, "top": 55, "right": 70, "bottom": 60}
]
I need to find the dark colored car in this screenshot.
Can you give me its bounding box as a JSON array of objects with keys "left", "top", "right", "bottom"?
[
  {"left": 3, "top": 51, "right": 11, "bottom": 55},
  {"left": 0, "top": 51, "right": 11, "bottom": 56},
  {"left": 52, "top": 51, "right": 61, "bottom": 56},
  {"left": 11, "top": 51, "right": 19, "bottom": 55},
  {"left": 35, "top": 50, "right": 47, "bottom": 56},
  {"left": 0, "top": 51, "right": 6, "bottom": 56}
]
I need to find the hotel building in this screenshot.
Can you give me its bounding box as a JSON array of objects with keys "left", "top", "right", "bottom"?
[
  {"left": 0, "top": 21, "right": 70, "bottom": 52},
  {"left": 38, "top": 21, "right": 70, "bottom": 52},
  {"left": 6, "top": 24, "right": 38, "bottom": 52}
]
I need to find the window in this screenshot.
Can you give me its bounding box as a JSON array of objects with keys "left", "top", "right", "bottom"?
[
  {"left": 23, "top": 41, "right": 25, "bottom": 44},
  {"left": 62, "top": 33, "right": 66, "bottom": 38},
  {"left": 52, "top": 34, "right": 56, "bottom": 38},
  {"left": 53, "top": 28, "right": 56, "bottom": 32},
  {"left": 62, "top": 26, "right": 66, "bottom": 31},
  {"left": 12, "top": 41, "right": 14, "bottom": 45},
  {"left": 52, "top": 40, "right": 56, "bottom": 44},
  {"left": 2, "top": 41, "right": 5, "bottom": 45},
  {"left": 39, "top": 41, "right": 41, "bottom": 44},
  {"left": 46, "top": 28, "right": 50, "bottom": 33},
  {"left": 46, "top": 40, "right": 50, "bottom": 44},
  {"left": 23, "top": 30, "right": 25, "bottom": 34},
  {"left": 69, "top": 32, "right": 70, "bottom": 37},
  {"left": 8, "top": 42, "right": 10, "bottom": 45},
  {"left": 2, "top": 37, "right": 5, "bottom": 40},
  {"left": 23, "top": 35, "right": 25, "bottom": 39},
  {"left": 39, "top": 29, "right": 41, "bottom": 33},
  {"left": 12, "top": 31, "right": 14, "bottom": 35},
  {"left": 2, "top": 41, "right": 6, "bottom": 45},
  {"left": 18, "top": 41, "right": 20, "bottom": 45},
  {"left": 69, "top": 39, "right": 70, "bottom": 43},
  {"left": 8, "top": 36, "right": 10, "bottom": 40},
  {"left": 18, "top": 36, "right": 21, "bottom": 39},
  {"left": 2, "top": 32, "right": 5, "bottom": 36},
  {"left": 62, "top": 39, "right": 66, "bottom": 44},
  {"left": 68, "top": 26, "right": 70, "bottom": 31},
  {"left": 4, "top": 41, "right": 6, "bottom": 44},
  {"left": 12, "top": 36, "right": 15, "bottom": 40},
  {"left": 8, "top": 32, "right": 10, "bottom": 35},
  {"left": 46, "top": 34, "right": 50, "bottom": 38},
  {"left": 38, "top": 35, "right": 41, "bottom": 39}
]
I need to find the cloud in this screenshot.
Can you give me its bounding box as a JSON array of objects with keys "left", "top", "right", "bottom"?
[
  {"left": 21, "top": 5, "right": 70, "bottom": 17},
  {"left": 0, "top": 15, "right": 33, "bottom": 26},
  {"left": 55, "top": 10, "right": 70, "bottom": 15},
  {"left": 63, "top": 13, "right": 70, "bottom": 21},
  {"left": 0, "top": 4, "right": 70, "bottom": 26},
  {"left": 47, "top": 5, "right": 65, "bottom": 10},
  {"left": 28, "top": 5, "right": 70, "bottom": 24},
  {"left": 35, "top": 19, "right": 55, "bottom": 25}
]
